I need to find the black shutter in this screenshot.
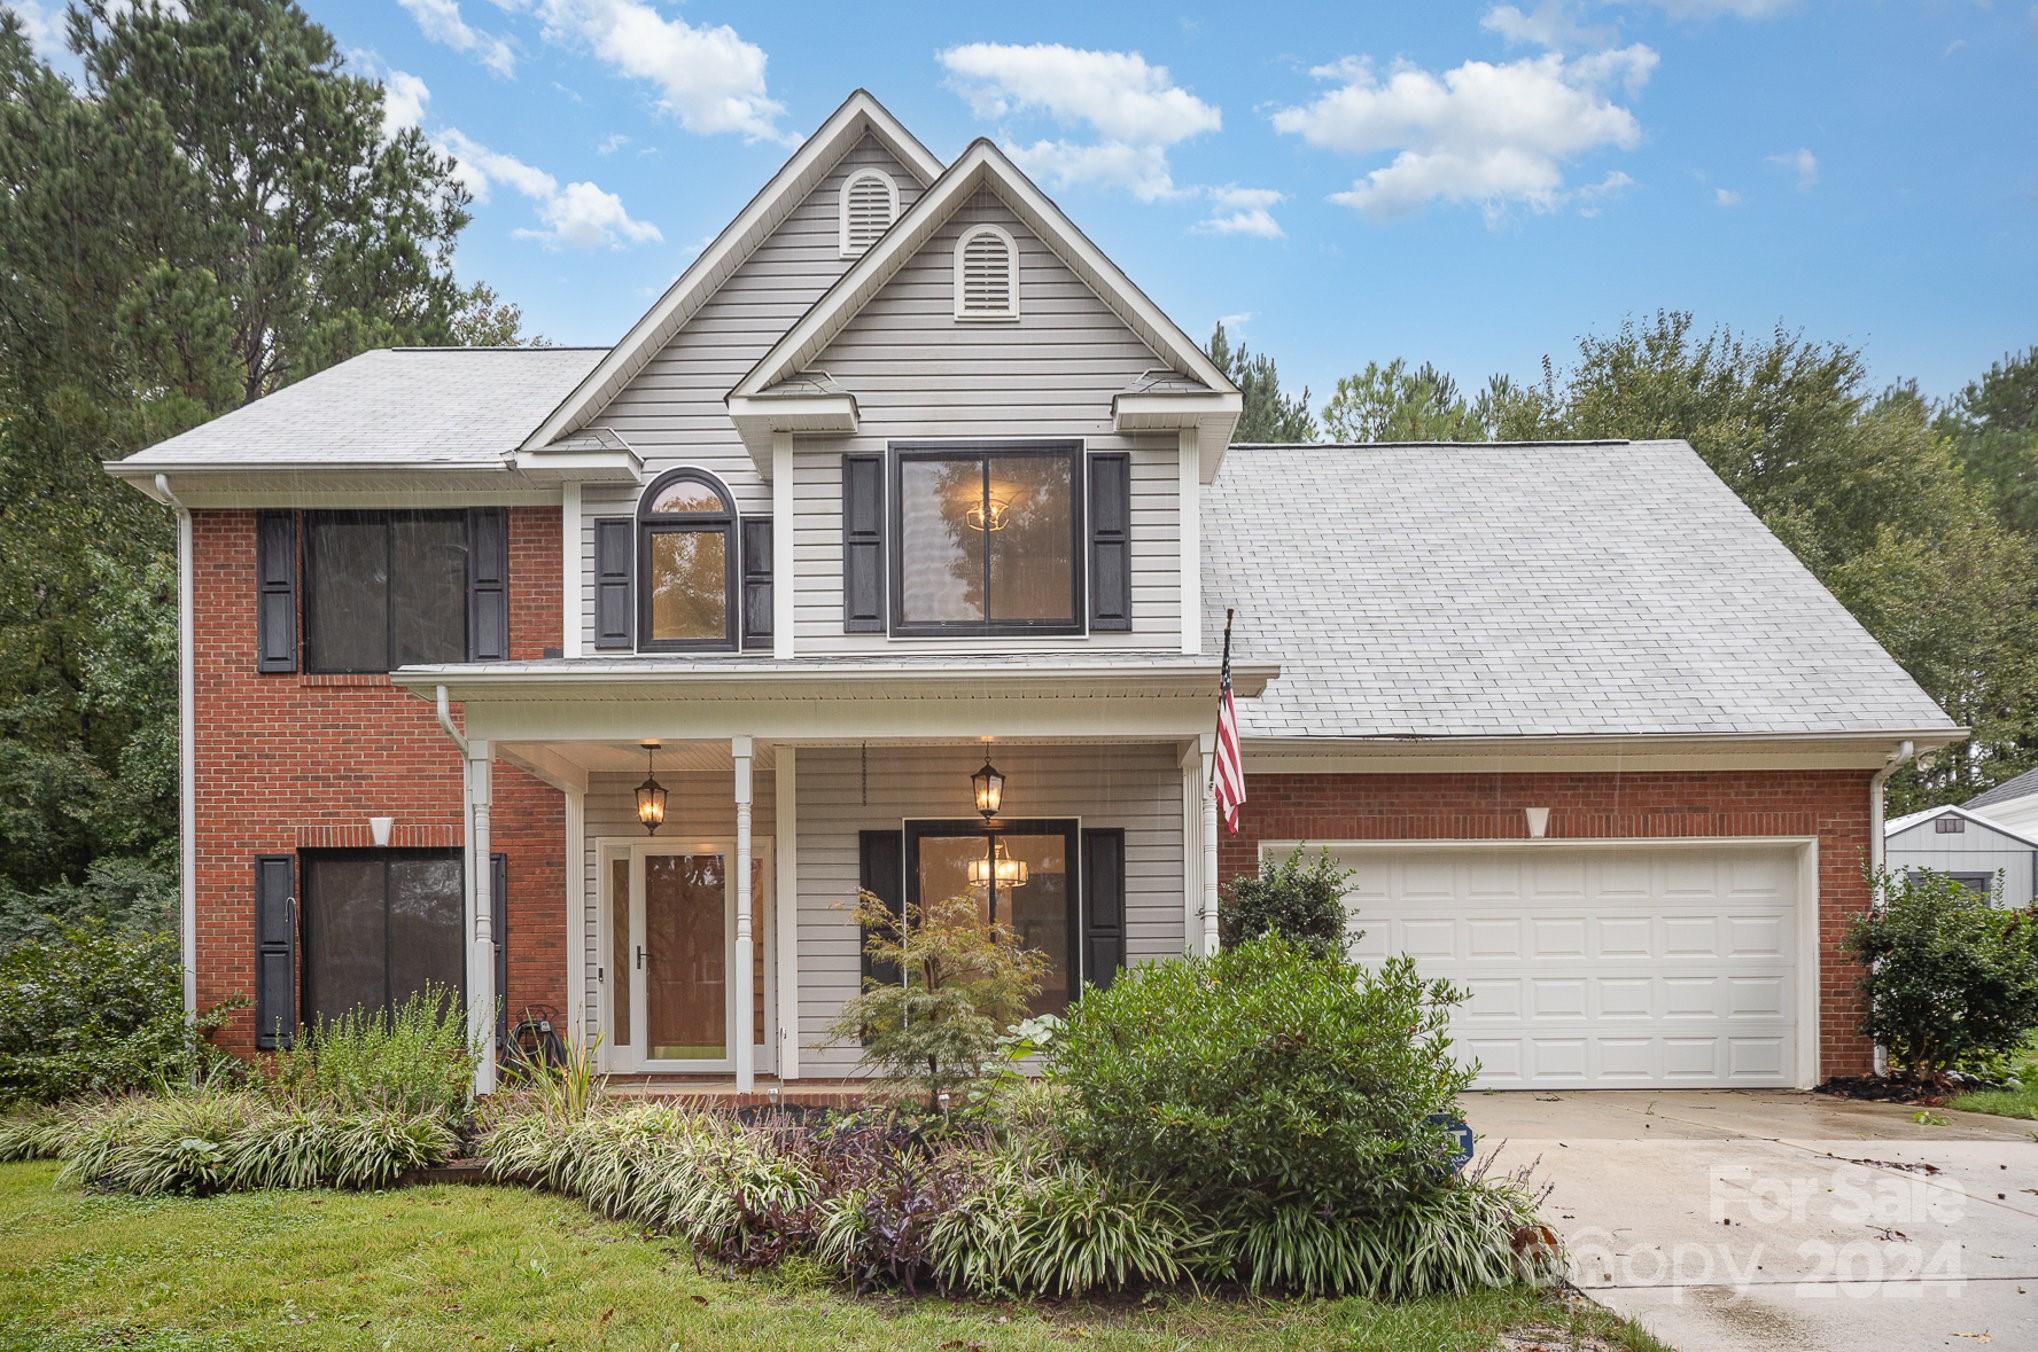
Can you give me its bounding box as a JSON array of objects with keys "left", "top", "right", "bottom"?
[
  {"left": 858, "top": 829, "right": 905, "bottom": 991},
  {"left": 255, "top": 511, "right": 298, "bottom": 673},
  {"left": 1087, "top": 453, "right": 1132, "bottom": 632},
  {"left": 1081, "top": 829, "right": 1127, "bottom": 991},
  {"left": 466, "top": 508, "right": 509, "bottom": 662},
  {"left": 593, "top": 518, "right": 633, "bottom": 650},
  {"left": 492, "top": 852, "right": 509, "bottom": 1048},
  {"left": 740, "top": 516, "right": 774, "bottom": 650},
  {"left": 842, "top": 454, "right": 886, "bottom": 632},
  {"left": 254, "top": 854, "right": 297, "bottom": 1048}
]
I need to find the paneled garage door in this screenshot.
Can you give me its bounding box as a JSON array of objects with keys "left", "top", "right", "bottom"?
[{"left": 1332, "top": 844, "right": 1806, "bottom": 1089}]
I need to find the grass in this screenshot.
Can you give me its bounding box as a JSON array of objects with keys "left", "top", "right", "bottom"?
[
  {"left": 1948, "top": 1033, "right": 2038, "bottom": 1121},
  {"left": 0, "top": 1162, "right": 1666, "bottom": 1351}
]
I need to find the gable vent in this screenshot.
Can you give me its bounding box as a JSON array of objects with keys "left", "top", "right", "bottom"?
[
  {"left": 954, "top": 224, "right": 1019, "bottom": 320},
  {"left": 839, "top": 169, "right": 897, "bottom": 256}
]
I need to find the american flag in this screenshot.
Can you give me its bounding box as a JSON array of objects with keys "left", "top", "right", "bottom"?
[{"left": 1214, "top": 610, "right": 1245, "bottom": 834}]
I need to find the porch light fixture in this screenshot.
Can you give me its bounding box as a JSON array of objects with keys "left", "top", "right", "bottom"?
[
  {"left": 971, "top": 758, "right": 1005, "bottom": 820},
  {"left": 967, "top": 837, "right": 1029, "bottom": 890},
  {"left": 636, "top": 741, "right": 668, "bottom": 835}
]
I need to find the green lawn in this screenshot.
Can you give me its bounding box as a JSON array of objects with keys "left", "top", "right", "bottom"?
[
  {"left": 0, "top": 1162, "right": 1662, "bottom": 1351},
  {"left": 1949, "top": 1033, "right": 2038, "bottom": 1121}
]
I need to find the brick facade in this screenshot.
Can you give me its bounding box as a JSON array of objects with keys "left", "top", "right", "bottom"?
[
  {"left": 1222, "top": 770, "right": 1879, "bottom": 1079},
  {"left": 189, "top": 507, "right": 565, "bottom": 1055}
]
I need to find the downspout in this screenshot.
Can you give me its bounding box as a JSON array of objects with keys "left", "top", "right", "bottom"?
[
  {"left": 155, "top": 476, "right": 197, "bottom": 1017},
  {"left": 1867, "top": 739, "right": 1916, "bottom": 1078},
  {"left": 434, "top": 686, "right": 494, "bottom": 1095}
]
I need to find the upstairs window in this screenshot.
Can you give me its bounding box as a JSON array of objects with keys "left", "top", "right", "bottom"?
[
  {"left": 303, "top": 511, "right": 470, "bottom": 674},
  {"left": 891, "top": 442, "right": 1081, "bottom": 636},
  {"left": 953, "top": 224, "right": 1018, "bottom": 320},
  {"left": 639, "top": 468, "right": 738, "bottom": 652},
  {"left": 839, "top": 168, "right": 898, "bottom": 256}
]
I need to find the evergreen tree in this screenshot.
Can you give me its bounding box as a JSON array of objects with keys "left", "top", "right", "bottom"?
[{"left": 1207, "top": 321, "right": 1317, "bottom": 443}]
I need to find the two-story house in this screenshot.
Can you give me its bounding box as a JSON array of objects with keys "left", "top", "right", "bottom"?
[{"left": 108, "top": 91, "right": 1959, "bottom": 1098}]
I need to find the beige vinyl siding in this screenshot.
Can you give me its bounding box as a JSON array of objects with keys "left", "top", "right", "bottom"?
[
  {"left": 576, "top": 136, "right": 921, "bottom": 651},
  {"left": 791, "top": 188, "right": 1183, "bottom": 654},
  {"left": 791, "top": 742, "right": 1186, "bottom": 1077}
]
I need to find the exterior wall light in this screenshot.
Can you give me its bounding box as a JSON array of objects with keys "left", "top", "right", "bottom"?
[
  {"left": 972, "top": 758, "right": 1005, "bottom": 820},
  {"left": 1524, "top": 806, "right": 1551, "bottom": 839},
  {"left": 636, "top": 741, "right": 668, "bottom": 835}
]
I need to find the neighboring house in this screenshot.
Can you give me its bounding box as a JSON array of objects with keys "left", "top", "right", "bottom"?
[
  {"left": 106, "top": 91, "right": 1960, "bottom": 1096},
  {"left": 1963, "top": 766, "right": 2038, "bottom": 838},
  {"left": 1884, "top": 804, "right": 2038, "bottom": 907}
]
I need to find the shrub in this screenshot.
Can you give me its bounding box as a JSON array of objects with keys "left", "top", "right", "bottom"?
[
  {"left": 1846, "top": 871, "right": 2038, "bottom": 1080},
  {"left": 0, "top": 920, "right": 234, "bottom": 1106},
  {"left": 1048, "top": 937, "right": 1473, "bottom": 1218},
  {"left": 1219, "top": 847, "right": 1355, "bottom": 957},
  {"left": 58, "top": 1089, "right": 262, "bottom": 1196},
  {"left": 0, "top": 1101, "right": 74, "bottom": 1160},
  {"left": 268, "top": 985, "right": 476, "bottom": 1117},
  {"left": 812, "top": 1139, "right": 982, "bottom": 1295},
  {"left": 830, "top": 890, "right": 1050, "bottom": 1109}
]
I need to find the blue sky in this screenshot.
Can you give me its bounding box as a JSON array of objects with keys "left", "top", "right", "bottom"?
[{"left": 29, "top": 0, "right": 2035, "bottom": 404}]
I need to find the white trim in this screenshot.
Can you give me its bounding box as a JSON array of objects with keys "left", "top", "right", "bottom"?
[
  {"left": 592, "top": 836, "right": 632, "bottom": 1072},
  {"left": 158, "top": 478, "right": 197, "bottom": 1016},
  {"left": 523, "top": 92, "right": 942, "bottom": 452},
  {"left": 563, "top": 788, "right": 586, "bottom": 1044},
  {"left": 839, "top": 167, "right": 899, "bottom": 257},
  {"left": 730, "top": 139, "right": 1237, "bottom": 409},
  {"left": 561, "top": 483, "right": 582, "bottom": 658},
  {"left": 953, "top": 223, "right": 1019, "bottom": 321},
  {"left": 1261, "top": 835, "right": 1824, "bottom": 1089},
  {"left": 774, "top": 746, "right": 800, "bottom": 1079},
  {"left": 1177, "top": 430, "right": 1200, "bottom": 656}
]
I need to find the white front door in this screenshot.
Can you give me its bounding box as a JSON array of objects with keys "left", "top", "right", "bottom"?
[
  {"left": 1330, "top": 843, "right": 1807, "bottom": 1089},
  {"left": 607, "top": 837, "right": 773, "bottom": 1074}
]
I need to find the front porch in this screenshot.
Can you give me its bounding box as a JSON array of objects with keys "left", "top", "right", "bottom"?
[{"left": 403, "top": 653, "right": 1274, "bottom": 1095}]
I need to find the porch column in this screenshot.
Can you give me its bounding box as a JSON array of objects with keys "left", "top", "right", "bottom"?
[
  {"left": 467, "top": 740, "right": 498, "bottom": 1095},
  {"left": 1199, "top": 730, "right": 1220, "bottom": 957},
  {"left": 774, "top": 746, "right": 800, "bottom": 1080},
  {"left": 732, "top": 735, "right": 756, "bottom": 1092}
]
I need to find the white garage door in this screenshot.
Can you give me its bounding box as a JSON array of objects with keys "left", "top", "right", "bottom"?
[{"left": 1333, "top": 843, "right": 1805, "bottom": 1089}]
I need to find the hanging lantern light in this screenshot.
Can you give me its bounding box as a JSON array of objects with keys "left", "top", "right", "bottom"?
[
  {"left": 971, "top": 758, "right": 1005, "bottom": 820},
  {"left": 966, "top": 837, "right": 1030, "bottom": 890},
  {"left": 635, "top": 741, "right": 668, "bottom": 835}
]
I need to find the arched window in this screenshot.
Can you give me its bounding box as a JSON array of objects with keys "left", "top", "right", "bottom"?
[
  {"left": 953, "top": 224, "right": 1019, "bottom": 320},
  {"left": 638, "top": 468, "right": 738, "bottom": 651},
  {"left": 839, "top": 168, "right": 898, "bottom": 256}
]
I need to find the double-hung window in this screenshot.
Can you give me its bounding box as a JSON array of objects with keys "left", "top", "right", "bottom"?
[
  {"left": 300, "top": 850, "right": 464, "bottom": 1026},
  {"left": 302, "top": 511, "right": 471, "bottom": 673},
  {"left": 638, "top": 469, "right": 739, "bottom": 652},
  {"left": 890, "top": 442, "right": 1083, "bottom": 636}
]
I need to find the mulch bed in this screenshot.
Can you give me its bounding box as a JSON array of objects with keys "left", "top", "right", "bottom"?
[{"left": 1815, "top": 1073, "right": 2002, "bottom": 1105}]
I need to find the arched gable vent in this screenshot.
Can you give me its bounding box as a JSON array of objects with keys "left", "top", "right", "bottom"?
[
  {"left": 953, "top": 224, "right": 1019, "bottom": 320},
  {"left": 839, "top": 169, "right": 898, "bottom": 256}
]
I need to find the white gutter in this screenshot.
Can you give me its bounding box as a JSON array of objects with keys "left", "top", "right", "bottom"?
[
  {"left": 155, "top": 476, "right": 198, "bottom": 1017},
  {"left": 1868, "top": 738, "right": 1915, "bottom": 1079}
]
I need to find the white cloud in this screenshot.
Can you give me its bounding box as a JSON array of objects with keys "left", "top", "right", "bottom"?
[
  {"left": 1630, "top": 0, "right": 1795, "bottom": 16},
  {"left": 596, "top": 132, "right": 630, "bottom": 155},
  {"left": 436, "top": 128, "right": 660, "bottom": 249},
  {"left": 1714, "top": 186, "right": 1742, "bottom": 206},
  {"left": 1273, "top": 45, "right": 1656, "bottom": 220},
  {"left": 515, "top": 180, "right": 663, "bottom": 250},
  {"left": 1765, "top": 146, "right": 1818, "bottom": 190},
  {"left": 382, "top": 71, "right": 431, "bottom": 140},
  {"left": 1217, "top": 311, "right": 1254, "bottom": 330},
  {"left": 1481, "top": 2, "right": 1617, "bottom": 50},
  {"left": 524, "top": 0, "right": 789, "bottom": 144},
  {"left": 1574, "top": 168, "right": 1634, "bottom": 216},
  {"left": 940, "top": 42, "right": 1221, "bottom": 205},
  {"left": 1194, "top": 185, "right": 1287, "bottom": 238},
  {"left": 398, "top": 0, "right": 516, "bottom": 78}
]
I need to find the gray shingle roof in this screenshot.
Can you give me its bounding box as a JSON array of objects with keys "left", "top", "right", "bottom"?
[
  {"left": 115, "top": 347, "right": 607, "bottom": 470},
  {"left": 1203, "top": 441, "right": 1957, "bottom": 740},
  {"left": 1965, "top": 765, "right": 2038, "bottom": 810}
]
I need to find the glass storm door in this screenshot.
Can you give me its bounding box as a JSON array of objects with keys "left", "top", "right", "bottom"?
[
  {"left": 906, "top": 820, "right": 1079, "bottom": 1020},
  {"left": 615, "top": 839, "right": 772, "bottom": 1073}
]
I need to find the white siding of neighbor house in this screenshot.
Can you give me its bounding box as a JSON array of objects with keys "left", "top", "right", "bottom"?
[
  {"left": 790, "top": 742, "right": 1188, "bottom": 1076},
  {"left": 792, "top": 188, "right": 1183, "bottom": 654},
  {"left": 574, "top": 135, "right": 921, "bottom": 652},
  {"left": 1885, "top": 816, "right": 2038, "bottom": 907}
]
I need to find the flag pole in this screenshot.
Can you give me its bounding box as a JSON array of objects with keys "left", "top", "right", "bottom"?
[{"left": 1209, "top": 608, "right": 1233, "bottom": 791}]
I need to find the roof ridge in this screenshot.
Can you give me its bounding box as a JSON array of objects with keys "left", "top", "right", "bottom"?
[
  {"left": 1223, "top": 439, "right": 1657, "bottom": 451},
  {"left": 386, "top": 345, "right": 611, "bottom": 353}
]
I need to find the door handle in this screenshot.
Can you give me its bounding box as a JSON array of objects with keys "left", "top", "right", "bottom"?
[{"left": 636, "top": 945, "right": 644, "bottom": 971}]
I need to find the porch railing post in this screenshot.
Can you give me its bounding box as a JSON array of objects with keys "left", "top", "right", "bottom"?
[
  {"left": 468, "top": 741, "right": 497, "bottom": 1096},
  {"left": 733, "top": 735, "right": 755, "bottom": 1092}
]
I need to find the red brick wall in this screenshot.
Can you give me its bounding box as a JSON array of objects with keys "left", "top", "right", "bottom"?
[
  {"left": 190, "top": 507, "right": 565, "bottom": 1055},
  {"left": 1224, "top": 770, "right": 1878, "bottom": 1079}
]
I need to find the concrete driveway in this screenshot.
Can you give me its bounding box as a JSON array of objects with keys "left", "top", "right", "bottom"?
[{"left": 1470, "top": 1091, "right": 2038, "bottom": 1352}]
